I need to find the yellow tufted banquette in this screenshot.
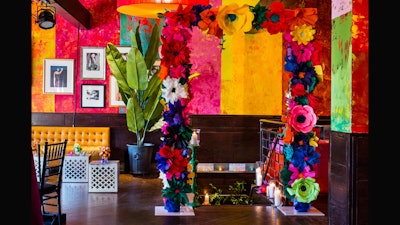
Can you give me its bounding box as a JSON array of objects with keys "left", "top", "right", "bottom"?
[{"left": 31, "top": 126, "right": 110, "bottom": 160}]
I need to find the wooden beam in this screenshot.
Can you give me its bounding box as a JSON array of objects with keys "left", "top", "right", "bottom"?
[{"left": 50, "top": 0, "right": 91, "bottom": 29}]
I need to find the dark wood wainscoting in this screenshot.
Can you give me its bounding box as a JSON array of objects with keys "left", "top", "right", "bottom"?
[
  {"left": 31, "top": 113, "right": 281, "bottom": 177},
  {"left": 329, "top": 131, "right": 368, "bottom": 225}
]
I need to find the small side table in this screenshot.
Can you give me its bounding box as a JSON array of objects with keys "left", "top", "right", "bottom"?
[
  {"left": 88, "top": 160, "right": 120, "bottom": 192},
  {"left": 63, "top": 155, "right": 92, "bottom": 182}
]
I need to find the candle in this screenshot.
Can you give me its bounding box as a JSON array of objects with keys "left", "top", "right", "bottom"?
[
  {"left": 268, "top": 182, "right": 275, "bottom": 199},
  {"left": 190, "top": 132, "right": 198, "bottom": 146},
  {"left": 256, "top": 174, "right": 262, "bottom": 186},
  {"left": 203, "top": 193, "right": 210, "bottom": 205},
  {"left": 274, "top": 189, "right": 282, "bottom": 207},
  {"left": 255, "top": 167, "right": 262, "bottom": 186},
  {"left": 218, "top": 166, "right": 223, "bottom": 171}
]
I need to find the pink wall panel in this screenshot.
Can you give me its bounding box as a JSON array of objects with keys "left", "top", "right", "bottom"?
[
  {"left": 54, "top": 0, "right": 121, "bottom": 113},
  {"left": 186, "top": 27, "right": 221, "bottom": 115}
]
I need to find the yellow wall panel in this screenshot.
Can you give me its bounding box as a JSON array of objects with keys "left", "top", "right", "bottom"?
[
  {"left": 221, "top": 31, "right": 282, "bottom": 115},
  {"left": 31, "top": 2, "right": 55, "bottom": 112}
]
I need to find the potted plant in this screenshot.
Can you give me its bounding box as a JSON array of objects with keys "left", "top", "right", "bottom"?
[{"left": 105, "top": 23, "right": 163, "bottom": 174}]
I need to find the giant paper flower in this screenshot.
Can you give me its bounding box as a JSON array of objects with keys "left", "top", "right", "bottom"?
[
  {"left": 162, "top": 176, "right": 192, "bottom": 208},
  {"left": 216, "top": 3, "right": 254, "bottom": 35},
  {"left": 163, "top": 4, "right": 196, "bottom": 28},
  {"left": 289, "top": 105, "right": 317, "bottom": 133},
  {"left": 261, "top": 1, "right": 294, "bottom": 35},
  {"left": 286, "top": 177, "right": 320, "bottom": 203},
  {"left": 290, "top": 24, "right": 316, "bottom": 45},
  {"left": 288, "top": 164, "right": 315, "bottom": 185},
  {"left": 288, "top": 7, "right": 318, "bottom": 30},
  {"left": 197, "top": 8, "right": 223, "bottom": 38},
  {"left": 162, "top": 23, "right": 192, "bottom": 42},
  {"left": 160, "top": 37, "right": 191, "bottom": 67},
  {"left": 162, "top": 76, "right": 188, "bottom": 104}
]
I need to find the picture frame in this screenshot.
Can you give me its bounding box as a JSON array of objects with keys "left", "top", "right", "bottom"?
[
  {"left": 109, "top": 76, "right": 125, "bottom": 107},
  {"left": 43, "top": 59, "right": 75, "bottom": 94},
  {"left": 81, "top": 84, "right": 105, "bottom": 108},
  {"left": 81, "top": 46, "right": 106, "bottom": 80},
  {"left": 116, "top": 46, "right": 131, "bottom": 61}
]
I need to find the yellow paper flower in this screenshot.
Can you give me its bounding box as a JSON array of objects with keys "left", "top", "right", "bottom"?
[
  {"left": 314, "top": 65, "right": 324, "bottom": 82},
  {"left": 290, "top": 24, "right": 316, "bottom": 45},
  {"left": 309, "top": 131, "right": 319, "bottom": 148},
  {"left": 216, "top": 3, "right": 254, "bottom": 35}
]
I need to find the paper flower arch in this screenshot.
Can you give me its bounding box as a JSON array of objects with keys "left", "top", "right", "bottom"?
[{"left": 155, "top": 0, "right": 322, "bottom": 212}]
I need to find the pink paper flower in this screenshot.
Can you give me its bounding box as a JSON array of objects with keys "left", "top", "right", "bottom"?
[
  {"left": 289, "top": 105, "right": 317, "bottom": 133},
  {"left": 288, "top": 164, "right": 315, "bottom": 185}
]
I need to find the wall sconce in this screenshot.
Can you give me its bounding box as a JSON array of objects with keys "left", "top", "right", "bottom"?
[{"left": 34, "top": 1, "right": 56, "bottom": 29}]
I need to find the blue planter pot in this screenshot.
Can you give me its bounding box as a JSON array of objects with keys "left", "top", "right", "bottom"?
[{"left": 164, "top": 198, "right": 181, "bottom": 212}]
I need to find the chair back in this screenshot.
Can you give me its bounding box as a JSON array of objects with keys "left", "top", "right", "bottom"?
[{"left": 38, "top": 140, "right": 68, "bottom": 189}]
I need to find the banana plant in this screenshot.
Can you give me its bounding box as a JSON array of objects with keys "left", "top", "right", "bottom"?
[{"left": 106, "top": 23, "right": 163, "bottom": 147}]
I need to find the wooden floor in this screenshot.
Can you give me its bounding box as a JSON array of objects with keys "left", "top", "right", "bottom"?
[{"left": 56, "top": 171, "right": 328, "bottom": 225}]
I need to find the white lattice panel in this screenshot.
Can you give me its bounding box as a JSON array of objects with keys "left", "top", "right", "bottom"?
[
  {"left": 89, "top": 160, "right": 119, "bottom": 192},
  {"left": 62, "top": 155, "right": 92, "bottom": 182}
]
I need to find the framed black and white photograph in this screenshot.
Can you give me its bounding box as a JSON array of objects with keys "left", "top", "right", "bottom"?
[
  {"left": 81, "top": 84, "right": 105, "bottom": 108},
  {"left": 109, "top": 76, "right": 125, "bottom": 107},
  {"left": 43, "top": 59, "right": 75, "bottom": 94},
  {"left": 81, "top": 46, "right": 106, "bottom": 80},
  {"left": 116, "top": 46, "right": 131, "bottom": 61}
]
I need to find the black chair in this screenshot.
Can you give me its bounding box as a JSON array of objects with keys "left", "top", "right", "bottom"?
[{"left": 37, "top": 140, "right": 67, "bottom": 225}]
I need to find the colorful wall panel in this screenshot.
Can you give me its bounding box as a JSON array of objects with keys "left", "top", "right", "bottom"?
[
  {"left": 331, "top": 13, "right": 352, "bottom": 133},
  {"left": 331, "top": 0, "right": 368, "bottom": 133},
  {"left": 31, "top": 2, "right": 55, "bottom": 113},
  {"left": 350, "top": 0, "right": 368, "bottom": 133},
  {"left": 221, "top": 32, "right": 282, "bottom": 115},
  {"left": 32, "top": 0, "right": 332, "bottom": 117}
]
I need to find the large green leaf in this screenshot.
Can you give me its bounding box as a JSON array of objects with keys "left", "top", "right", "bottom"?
[
  {"left": 144, "top": 24, "right": 161, "bottom": 70},
  {"left": 126, "top": 97, "right": 145, "bottom": 136},
  {"left": 105, "top": 44, "right": 131, "bottom": 97},
  {"left": 126, "top": 47, "right": 148, "bottom": 91}
]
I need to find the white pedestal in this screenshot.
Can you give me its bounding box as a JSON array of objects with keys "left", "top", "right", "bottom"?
[
  {"left": 88, "top": 160, "right": 119, "bottom": 192},
  {"left": 154, "top": 206, "right": 195, "bottom": 216},
  {"left": 63, "top": 155, "right": 92, "bottom": 182},
  {"left": 277, "top": 206, "right": 325, "bottom": 216}
]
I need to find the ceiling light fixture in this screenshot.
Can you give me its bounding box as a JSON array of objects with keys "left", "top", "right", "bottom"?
[
  {"left": 116, "top": 0, "right": 209, "bottom": 18},
  {"left": 34, "top": 0, "right": 56, "bottom": 29}
]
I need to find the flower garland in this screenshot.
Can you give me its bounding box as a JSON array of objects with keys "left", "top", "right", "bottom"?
[{"left": 155, "top": 1, "right": 323, "bottom": 212}]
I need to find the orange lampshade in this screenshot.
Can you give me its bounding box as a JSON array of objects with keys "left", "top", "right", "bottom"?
[{"left": 117, "top": 0, "right": 209, "bottom": 18}]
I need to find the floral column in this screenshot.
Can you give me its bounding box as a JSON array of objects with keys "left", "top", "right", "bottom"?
[{"left": 279, "top": 7, "right": 323, "bottom": 212}]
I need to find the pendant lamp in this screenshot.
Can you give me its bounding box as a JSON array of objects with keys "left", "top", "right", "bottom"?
[{"left": 117, "top": 0, "right": 209, "bottom": 18}]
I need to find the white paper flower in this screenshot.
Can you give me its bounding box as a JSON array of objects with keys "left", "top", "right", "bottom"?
[
  {"left": 159, "top": 170, "right": 170, "bottom": 189},
  {"left": 161, "top": 76, "right": 188, "bottom": 104}
]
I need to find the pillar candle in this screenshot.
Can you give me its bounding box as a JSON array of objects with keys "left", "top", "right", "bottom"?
[
  {"left": 268, "top": 182, "right": 275, "bottom": 198},
  {"left": 256, "top": 168, "right": 262, "bottom": 186},
  {"left": 190, "top": 132, "right": 198, "bottom": 146},
  {"left": 256, "top": 167, "right": 262, "bottom": 186},
  {"left": 203, "top": 193, "right": 210, "bottom": 205},
  {"left": 274, "top": 189, "right": 282, "bottom": 207}
]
